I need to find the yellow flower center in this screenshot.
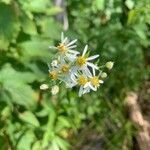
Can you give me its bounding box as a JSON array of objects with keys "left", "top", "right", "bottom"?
[
  {"left": 57, "top": 43, "right": 67, "bottom": 53},
  {"left": 61, "top": 64, "right": 70, "bottom": 73},
  {"left": 76, "top": 56, "right": 87, "bottom": 66},
  {"left": 90, "top": 76, "right": 100, "bottom": 87},
  {"left": 49, "top": 71, "right": 58, "bottom": 80},
  {"left": 78, "top": 76, "right": 88, "bottom": 86}
]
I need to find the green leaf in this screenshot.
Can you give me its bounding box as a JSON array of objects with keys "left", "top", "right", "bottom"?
[
  {"left": 0, "top": 3, "right": 20, "bottom": 50},
  {"left": 16, "top": 130, "right": 35, "bottom": 150},
  {"left": 21, "top": 0, "right": 51, "bottom": 13},
  {"left": 37, "top": 18, "right": 61, "bottom": 39},
  {"left": 20, "top": 14, "right": 37, "bottom": 35},
  {"left": 1, "top": 0, "right": 12, "bottom": 4},
  {"left": 0, "top": 135, "right": 8, "bottom": 150},
  {"left": 32, "top": 141, "right": 42, "bottom": 150},
  {"left": 55, "top": 136, "right": 70, "bottom": 150},
  {"left": 94, "top": 0, "right": 105, "bottom": 11},
  {"left": 45, "top": 7, "right": 63, "bottom": 15},
  {"left": 0, "top": 65, "right": 37, "bottom": 107},
  {"left": 125, "top": 0, "right": 134, "bottom": 9},
  {"left": 19, "top": 111, "right": 39, "bottom": 127},
  {"left": 19, "top": 37, "right": 50, "bottom": 60}
]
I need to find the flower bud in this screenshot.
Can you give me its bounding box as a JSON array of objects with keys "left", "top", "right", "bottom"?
[
  {"left": 40, "top": 84, "right": 49, "bottom": 90},
  {"left": 101, "top": 72, "right": 107, "bottom": 78},
  {"left": 51, "top": 85, "right": 59, "bottom": 95},
  {"left": 105, "top": 61, "right": 114, "bottom": 70},
  {"left": 51, "top": 60, "right": 58, "bottom": 67}
]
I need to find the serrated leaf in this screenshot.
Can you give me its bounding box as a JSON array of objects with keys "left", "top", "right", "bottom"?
[
  {"left": 0, "top": 65, "right": 37, "bottom": 107},
  {"left": 0, "top": 3, "right": 20, "bottom": 50},
  {"left": 19, "top": 111, "right": 39, "bottom": 127}
]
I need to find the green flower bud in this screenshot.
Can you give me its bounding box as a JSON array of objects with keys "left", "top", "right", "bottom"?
[
  {"left": 101, "top": 72, "right": 107, "bottom": 78},
  {"left": 105, "top": 61, "right": 114, "bottom": 70}
]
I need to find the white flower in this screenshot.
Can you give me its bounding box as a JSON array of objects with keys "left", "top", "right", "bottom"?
[
  {"left": 40, "top": 84, "right": 49, "bottom": 90},
  {"left": 84, "top": 69, "right": 103, "bottom": 92},
  {"left": 47, "top": 32, "right": 113, "bottom": 97},
  {"left": 49, "top": 32, "right": 79, "bottom": 61},
  {"left": 51, "top": 85, "right": 59, "bottom": 95},
  {"left": 105, "top": 61, "right": 114, "bottom": 70},
  {"left": 73, "top": 45, "right": 99, "bottom": 76},
  {"left": 70, "top": 73, "right": 90, "bottom": 97}
]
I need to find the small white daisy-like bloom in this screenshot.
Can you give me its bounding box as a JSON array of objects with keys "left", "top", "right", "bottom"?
[
  {"left": 49, "top": 32, "right": 79, "bottom": 61},
  {"left": 48, "top": 64, "right": 59, "bottom": 81},
  {"left": 73, "top": 45, "right": 99, "bottom": 76},
  {"left": 105, "top": 61, "right": 114, "bottom": 70},
  {"left": 40, "top": 84, "right": 49, "bottom": 90},
  {"left": 69, "top": 73, "right": 90, "bottom": 97},
  {"left": 51, "top": 85, "right": 59, "bottom": 95},
  {"left": 84, "top": 69, "right": 104, "bottom": 92}
]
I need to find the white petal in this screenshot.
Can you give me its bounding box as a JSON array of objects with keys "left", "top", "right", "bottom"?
[
  {"left": 83, "top": 87, "right": 90, "bottom": 94},
  {"left": 66, "top": 54, "right": 77, "bottom": 61},
  {"left": 92, "top": 67, "right": 96, "bottom": 76},
  {"left": 78, "top": 86, "right": 84, "bottom": 97},
  {"left": 99, "top": 80, "right": 104, "bottom": 84},
  {"left": 67, "top": 39, "right": 77, "bottom": 46},
  {"left": 82, "top": 67, "right": 92, "bottom": 76},
  {"left": 89, "top": 83, "right": 97, "bottom": 91},
  {"left": 62, "top": 37, "right": 68, "bottom": 44},
  {"left": 61, "top": 32, "right": 64, "bottom": 42},
  {"left": 87, "top": 55, "right": 99, "bottom": 61},
  {"left": 49, "top": 46, "right": 57, "bottom": 49},
  {"left": 70, "top": 74, "right": 77, "bottom": 83},
  {"left": 87, "top": 62, "right": 99, "bottom": 70},
  {"left": 82, "top": 45, "right": 88, "bottom": 56},
  {"left": 68, "top": 50, "right": 80, "bottom": 54},
  {"left": 84, "top": 82, "right": 90, "bottom": 88},
  {"left": 68, "top": 45, "right": 77, "bottom": 49}
]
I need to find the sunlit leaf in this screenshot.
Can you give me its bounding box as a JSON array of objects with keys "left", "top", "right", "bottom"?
[{"left": 19, "top": 111, "right": 39, "bottom": 127}]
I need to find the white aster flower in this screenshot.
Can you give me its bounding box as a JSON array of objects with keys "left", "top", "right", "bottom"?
[
  {"left": 70, "top": 73, "right": 90, "bottom": 97},
  {"left": 48, "top": 64, "right": 59, "bottom": 81},
  {"left": 73, "top": 45, "right": 99, "bottom": 76},
  {"left": 47, "top": 32, "right": 113, "bottom": 97},
  {"left": 51, "top": 85, "right": 59, "bottom": 95},
  {"left": 84, "top": 69, "right": 104, "bottom": 92},
  {"left": 49, "top": 32, "right": 79, "bottom": 61}
]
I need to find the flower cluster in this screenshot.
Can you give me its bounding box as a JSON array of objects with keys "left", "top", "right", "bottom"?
[{"left": 46, "top": 32, "right": 113, "bottom": 97}]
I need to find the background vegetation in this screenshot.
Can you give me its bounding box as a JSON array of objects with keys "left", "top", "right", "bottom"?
[{"left": 0, "top": 0, "right": 149, "bottom": 149}]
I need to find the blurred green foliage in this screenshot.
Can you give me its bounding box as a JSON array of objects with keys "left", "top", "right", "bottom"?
[{"left": 0, "top": 0, "right": 149, "bottom": 149}]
